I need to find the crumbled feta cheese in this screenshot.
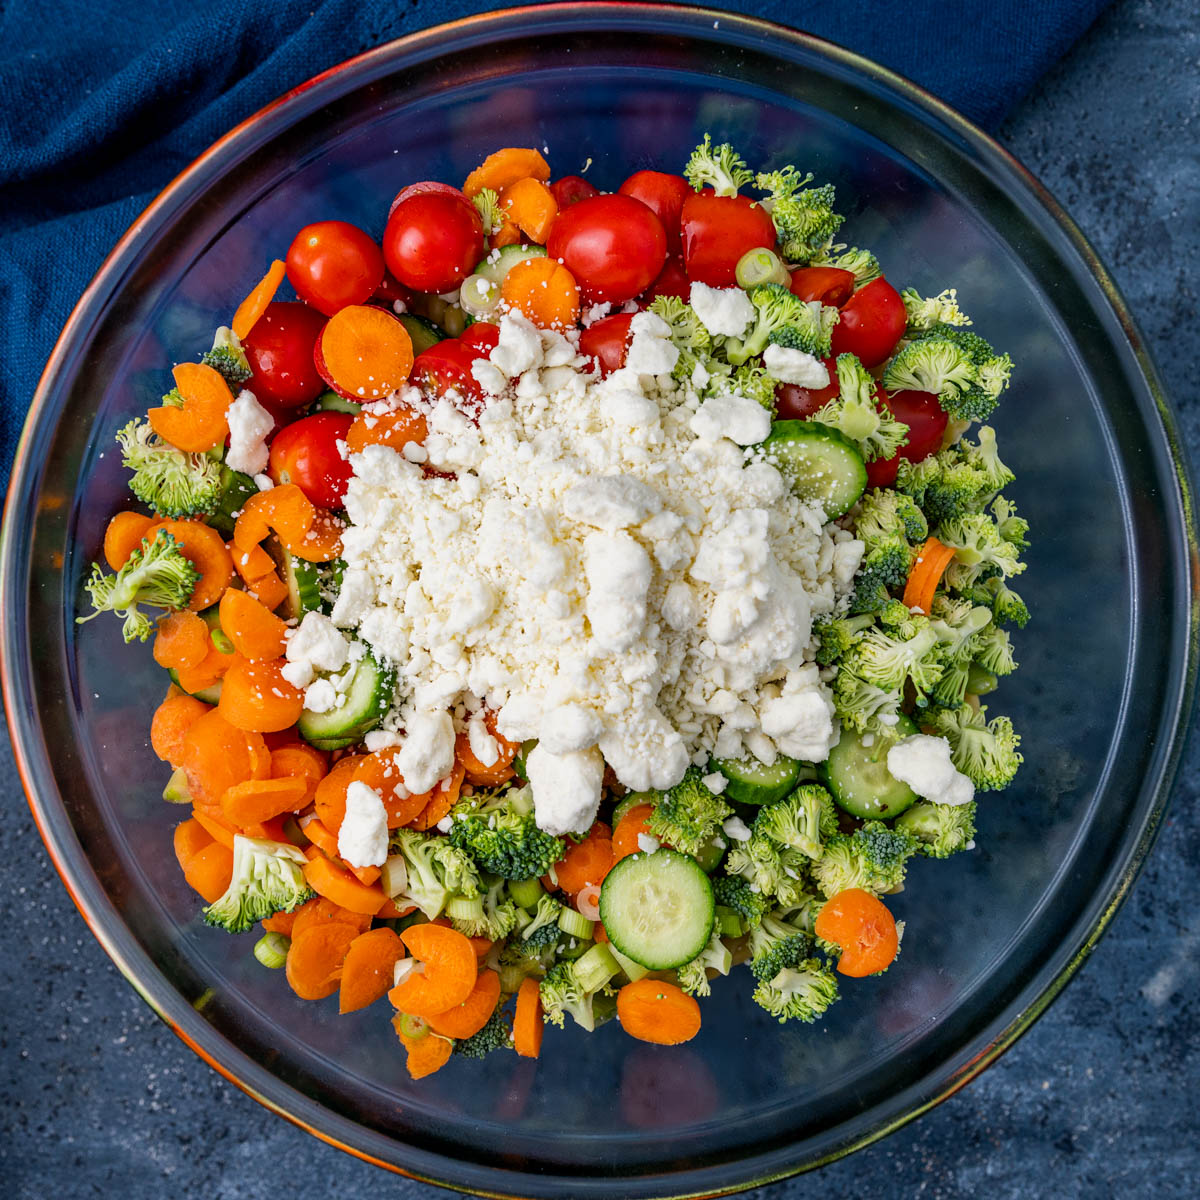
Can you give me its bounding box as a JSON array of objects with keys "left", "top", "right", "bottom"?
[
  {"left": 396, "top": 709, "right": 456, "bottom": 794},
  {"left": 636, "top": 832, "right": 661, "bottom": 854},
  {"left": 225, "top": 390, "right": 273, "bottom": 476},
  {"left": 466, "top": 709, "right": 499, "bottom": 768},
  {"left": 758, "top": 685, "right": 838, "bottom": 762},
  {"left": 689, "top": 392, "right": 772, "bottom": 446},
  {"left": 338, "top": 781, "right": 388, "bottom": 867},
  {"left": 252, "top": 473, "right": 274, "bottom": 492},
  {"left": 583, "top": 531, "right": 651, "bottom": 652},
  {"left": 762, "top": 344, "right": 830, "bottom": 388},
  {"left": 282, "top": 612, "right": 351, "bottom": 689},
  {"left": 539, "top": 703, "right": 605, "bottom": 755},
  {"left": 722, "top": 815, "right": 752, "bottom": 842},
  {"left": 702, "top": 771, "right": 728, "bottom": 795},
  {"left": 562, "top": 475, "right": 662, "bottom": 531},
  {"left": 303, "top": 678, "right": 338, "bottom": 713},
  {"left": 490, "top": 313, "right": 543, "bottom": 377},
  {"left": 689, "top": 282, "right": 755, "bottom": 337},
  {"left": 526, "top": 744, "right": 604, "bottom": 835},
  {"left": 832, "top": 539, "right": 866, "bottom": 589},
  {"left": 624, "top": 311, "right": 680, "bottom": 376},
  {"left": 886, "top": 735, "right": 975, "bottom": 806}
]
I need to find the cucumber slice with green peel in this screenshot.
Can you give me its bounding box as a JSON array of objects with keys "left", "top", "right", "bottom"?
[
  {"left": 599, "top": 849, "right": 715, "bottom": 970},
  {"left": 206, "top": 467, "right": 258, "bottom": 536},
  {"left": 607, "top": 944, "right": 650, "bottom": 982},
  {"left": 611, "top": 790, "right": 656, "bottom": 827},
  {"left": 693, "top": 833, "right": 727, "bottom": 873},
  {"left": 280, "top": 550, "right": 325, "bottom": 620},
  {"left": 473, "top": 242, "right": 547, "bottom": 285},
  {"left": 820, "top": 714, "right": 920, "bottom": 819},
  {"left": 297, "top": 651, "right": 396, "bottom": 750},
  {"left": 397, "top": 314, "right": 444, "bottom": 355},
  {"left": 167, "top": 667, "right": 223, "bottom": 705},
  {"left": 710, "top": 754, "right": 801, "bottom": 805},
  {"left": 313, "top": 390, "right": 361, "bottom": 415},
  {"left": 752, "top": 420, "right": 867, "bottom": 520}
]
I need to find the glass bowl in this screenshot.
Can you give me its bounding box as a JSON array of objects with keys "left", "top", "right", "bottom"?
[{"left": 2, "top": 6, "right": 1196, "bottom": 1196}]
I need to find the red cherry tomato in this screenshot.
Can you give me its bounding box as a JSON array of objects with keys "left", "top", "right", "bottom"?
[
  {"left": 550, "top": 176, "right": 600, "bottom": 209},
  {"left": 680, "top": 193, "right": 776, "bottom": 287},
  {"left": 830, "top": 277, "right": 907, "bottom": 367},
  {"left": 242, "top": 302, "right": 328, "bottom": 410},
  {"left": 384, "top": 193, "right": 485, "bottom": 295},
  {"left": 618, "top": 170, "right": 692, "bottom": 256},
  {"left": 640, "top": 256, "right": 691, "bottom": 305},
  {"left": 285, "top": 221, "right": 385, "bottom": 317},
  {"left": 579, "top": 313, "right": 635, "bottom": 378},
  {"left": 773, "top": 356, "right": 839, "bottom": 420},
  {"left": 884, "top": 388, "right": 948, "bottom": 462},
  {"left": 410, "top": 340, "right": 487, "bottom": 416},
  {"left": 459, "top": 322, "right": 501, "bottom": 354},
  {"left": 267, "top": 412, "right": 354, "bottom": 509},
  {"left": 546, "top": 194, "right": 667, "bottom": 303},
  {"left": 372, "top": 268, "right": 413, "bottom": 306},
  {"left": 790, "top": 266, "right": 855, "bottom": 308},
  {"left": 865, "top": 452, "right": 901, "bottom": 489},
  {"left": 389, "top": 180, "right": 470, "bottom": 219}
]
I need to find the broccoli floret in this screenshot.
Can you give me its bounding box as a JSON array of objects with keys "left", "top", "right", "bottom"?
[
  {"left": 517, "top": 892, "right": 564, "bottom": 952},
  {"left": 676, "top": 930, "right": 734, "bottom": 997},
  {"left": 848, "top": 542, "right": 912, "bottom": 615},
  {"left": 816, "top": 353, "right": 909, "bottom": 462},
  {"left": 857, "top": 488, "right": 930, "bottom": 546},
  {"left": 831, "top": 667, "right": 903, "bottom": 733},
  {"left": 753, "top": 785, "right": 839, "bottom": 861},
  {"left": 938, "top": 511, "right": 1026, "bottom": 591},
  {"left": 390, "top": 827, "right": 481, "bottom": 919},
  {"left": 755, "top": 167, "right": 844, "bottom": 263},
  {"left": 450, "top": 877, "right": 520, "bottom": 941},
  {"left": 539, "top": 961, "right": 612, "bottom": 1032},
  {"left": 811, "top": 821, "right": 918, "bottom": 898},
  {"left": 724, "top": 834, "right": 812, "bottom": 909},
  {"left": 454, "top": 1008, "right": 513, "bottom": 1058},
  {"left": 972, "top": 623, "right": 1017, "bottom": 675},
  {"left": 813, "top": 611, "right": 876, "bottom": 666},
  {"left": 927, "top": 597, "right": 995, "bottom": 708},
  {"left": 78, "top": 528, "right": 199, "bottom": 643},
  {"left": 968, "top": 575, "right": 1031, "bottom": 628},
  {"left": 648, "top": 294, "right": 712, "bottom": 372},
  {"left": 752, "top": 959, "right": 839, "bottom": 1023},
  {"left": 896, "top": 801, "right": 977, "bottom": 858},
  {"left": 846, "top": 619, "right": 946, "bottom": 703},
  {"left": 200, "top": 326, "right": 252, "bottom": 388},
  {"left": 711, "top": 875, "right": 771, "bottom": 928},
  {"left": 472, "top": 187, "right": 503, "bottom": 235},
  {"left": 203, "top": 836, "right": 312, "bottom": 933},
  {"left": 448, "top": 786, "right": 564, "bottom": 880},
  {"left": 933, "top": 324, "right": 1013, "bottom": 400},
  {"left": 116, "top": 419, "right": 224, "bottom": 519},
  {"left": 897, "top": 426, "right": 1015, "bottom": 524},
  {"left": 720, "top": 362, "right": 780, "bottom": 409},
  {"left": 990, "top": 495, "right": 1030, "bottom": 550},
  {"left": 684, "top": 134, "right": 753, "bottom": 196},
  {"left": 647, "top": 768, "right": 732, "bottom": 858},
  {"left": 927, "top": 704, "right": 1023, "bottom": 791},
  {"left": 724, "top": 284, "right": 835, "bottom": 365},
  {"left": 877, "top": 597, "right": 920, "bottom": 638},
  {"left": 900, "top": 287, "right": 972, "bottom": 334},
  {"left": 747, "top": 909, "right": 813, "bottom": 982},
  {"left": 811, "top": 244, "right": 881, "bottom": 286},
  {"left": 882, "top": 334, "right": 988, "bottom": 420}
]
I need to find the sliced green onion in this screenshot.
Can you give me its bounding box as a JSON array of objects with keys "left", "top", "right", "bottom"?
[
  {"left": 460, "top": 273, "right": 501, "bottom": 318},
  {"left": 556, "top": 937, "right": 592, "bottom": 961},
  {"left": 574, "top": 942, "right": 620, "bottom": 993},
  {"left": 446, "top": 894, "right": 485, "bottom": 922},
  {"left": 253, "top": 932, "right": 289, "bottom": 969},
  {"left": 396, "top": 1012, "right": 429, "bottom": 1040},
  {"left": 508, "top": 877, "right": 545, "bottom": 909},
  {"left": 161, "top": 766, "right": 191, "bottom": 804},
  {"left": 714, "top": 905, "right": 746, "bottom": 938},
  {"left": 209, "top": 628, "right": 236, "bottom": 655},
  {"left": 556, "top": 906, "right": 595, "bottom": 940},
  {"left": 381, "top": 853, "right": 409, "bottom": 898},
  {"left": 735, "top": 246, "right": 789, "bottom": 289}
]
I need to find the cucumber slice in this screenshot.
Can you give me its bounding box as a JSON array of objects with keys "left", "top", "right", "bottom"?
[
  {"left": 398, "top": 314, "right": 444, "bottom": 355},
  {"left": 710, "top": 754, "right": 800, "bottom": 805},
  {"left": 207, "top": 467, "right": 257, "bottom": 536},
  {"left": 599, "top": 849, "right": 715, "bottom": 970},
  {"left": 297, "top": 650, "right": 396, "bottom": 750},
  {"left": 753, "top": 420, "right": 867, "bottom": 520},
  {"left": 167, "top": 667, "right": 223, "bottom": 705},
  {"left": 313, "top": 390, "right": 361, "bottom": 415},
  {"left": 820, "top": 714, "right": 919, "bottom": 819},
  {"left": 280, "top": 550, "right": 325, "bottom": 621},
  {"left": 611, "top": 790, "right": 656, "bottom": 827},
  {"left": 474, "top": 243, "right": 547, "bottom": 285}
]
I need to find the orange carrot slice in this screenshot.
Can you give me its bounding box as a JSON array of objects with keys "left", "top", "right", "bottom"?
[
  {"left": 302, "top": 854, "right": 388, "bottom": 916},
  {"left": 426, "top": 968, "right": 501, "bottom": 1040},
  {"left": 218, "top": 588, "right": 288, "bottom": 660},
  {"left": 388, "top": 923, "right": 477, "bottom": 1017},
  {"left": 217, "top": 656, "right": 305, "bottom": 733},
  {"left": 270, "top": 744, "right": 328, "bottom": 808},
  {"left": 148, "top": 362, "right": 233, "bottom": 453},
  {"left": 233, "top": 484, "right": 314, "bottom": 553},
  {"left": 153, "top": 610, "right": 212, "bottom": 671},
  {"left": 232, "top": 259, "right": 286, "bottom": 341},
  {"left": 501, "top": 256, "right": 580, "bottom": 329},
  {"left": 285, "top": 921, "right": 360, "bottom": 1001},
  {"left": 173, "top": 817, "right": 214, "bottom": 873},
  {"left": 513, "top": 976, "right": 543, "bottom": 1059},
  {"left": 143, "top": 518, "right": 234, "bottom": 609},
  {"left": 344, "top": 403, "right": 428, "bottom": 456},
  {"left": 814, "top": 888, "right": 899, "bottom": 977},
  {"left": 290, "top": 895, "right": 372, "bottom": 940},
  {"left": 103, "top": 512, "right": 153, "bottom": 571},
  {"left": 289, "top": 509, "right": 345, "bottom": 564},
  {"left": 151, "top": 692, "right": 212, "bottom": 767},
  {"left": 463, "top": 147, "right": 551, "bottom": 199},
  {"left": 454, "top": 711, "right": 519, "bottom": 787},
  {"left": 409, "top": 761, "right": 465, "bottom": 831},
  {"left": 180, "top": 709, "right": 271, "bottom": 808},
  {"left": 395, "top": 1023, "right": 454, "bottom": 1079},
  {"left": 612, "top": 803, "right": 656, "bottom": 862},
  {"left": 220, "top": 776, "right": 308, "bottom": 826},
  {"left": 499, "top": 177, "right": 558, "bottom": 243},
  {"left": 191, "top": 806, "right": 238, "bottom": 849},
  {"left": 554, "top": 822, "right": 612, "bottom": 893},
  {"left": 616, "top": 979, "right": 702, "bottom": 1045},
  {"left": 317, "top": 305, "right": 413, "bottom": 402},
  {"left": 339, "top": 927, "right": 406, "bottom": 1015},
  {"left": 350, "top": 749, "right": 428, "bottom": 829},
  {"left": 183, "top": 841, "right": 234, "bottom": 903},
  {"left": 312, "top": 755, "right": 365, "bottom": 835},
  {"left": 902, "top": 536, "right": 958, "bottom": 615}
]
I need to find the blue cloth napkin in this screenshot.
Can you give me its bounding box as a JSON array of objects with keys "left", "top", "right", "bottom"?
[{"left": 0, "top": 0, "right": 1112, "bottom": 477}]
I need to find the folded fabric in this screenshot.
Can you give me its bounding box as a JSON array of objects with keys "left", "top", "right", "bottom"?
[{"left": 0, "top": 0, "right": 1112, "bottom": 477}]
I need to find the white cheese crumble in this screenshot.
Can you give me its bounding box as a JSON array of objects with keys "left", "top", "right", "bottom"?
[
  {"left": 701, "top": 771, "right": 728, "bottom": 795},
  {"left": 763, "top": 344, "right": 830, "bottom": 388},
  {"left": 525, "top": 743, "right": 605, "bottom": 835},
  {"left": 395, "top": 709, "right": 456, "bottom": 795},
  {"left": 689, "top": 392, "right": 772, "bottom": 446},
  {"left": 225, "top": 390, "right": 274, "bottom": 476},
  {"left": 689, "top": 282, "right": 755, "bottom": 337},
  {"left": 338, "top": 781, "right": 388, "bottom": 868},
  {"left": 722, "top": 815, "right": 752, "bottom": 842},
  {"left": 886, "top": 735, "right": 976, "bottom": 807},
  {"left": 282, "top": 612, "right": 350, "bottom": 690},
  {"left": 636, "top": 832, "right": 661, "bottom": 854}
]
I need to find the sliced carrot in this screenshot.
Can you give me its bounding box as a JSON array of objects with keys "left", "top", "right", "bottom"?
[
  {"left": 271, "top": 744, "right": 328, "bottom": 808},
  {"left": 153, "top": 611, "right": 211, "bottom": 671},
  {"left": 191, "top": 806, "right": 238, "bottom": 849},
  {"left": 104, "top": 512, "right": 153, "bottom": 571},
  {"left": 427, "top": 968, "right": 501, "bottom": 1039},
  {"left": 501, "top": 256, "right": 580, "bottom": 330},
  {"left": 174, "top": 640, "right": 236, "bottom": 694},
  {"left": 350, "top": 749, "right": 428, "bottom": 829},
  {"left": 554, "top": 822, "right": 613, "bottom": 893},
  {"left": 183, "top": 841, "right": 234, "bottom": 904},
  {"left": 220, "top": 776, "right": 308, "bottom": 826},
  {"left": 345, "top": 403, "right": 428, "bottom": 456},
  {"left": 290, "top": 895, "right": 372, "bottom": 940},
  {"left": 245, "top": 569, "right": 290, "bottom": 611},
  {"left": 217, "top": 656, "right": 305, "bottom": 733},
  {"left": 388, "top": 923, "right": 477, "bottom": 1017},
  {"left": 243, "top": 814, "right": 293, "bottom": 843},
  {"left": 463, "top": 147, "right": 551, "bottom": 199},
  {"left": 145, "top": 519, "right": 234, "bottom": 609},
  {"left": 234, "top": 484, "right": 314, "bottom": 553},
  {"left": 300, "top": 815, "right": 340, "bottom": 859},
  {"left": 594, "top": 921, "right": 609, "bottom": 944},
  {"left": 491, "top": 217, "right": 522, "bottom": 248},
  {"left": 285, "top": 921, "right": 360, "bottom": 1001},
  {"left": 396, "top": 1024, "right": 454, "bottom": 1079},
  {"left": 902, "top": 536, "right": 958, "bottom": 615},
  {"left": 409, "top": 761, "right": 466, "bottom": 832},
  {"left": 339, "top": 927, "right": 406, "bottom": 1015},
  {"left": 231, "top": 541, "right": 277, "bottom": 584},
  {"left": 814, "top": 888, "right": 899, "bottom": 977},
  {"left": 147, "top": 362, "right": 233, "bottom": 453},
  {"left": 232, "top": 259, "right": 286, "bottom": 342},
  {"left": 319, "top": 306, "right": 413, "bottom": 402},
  {"left": 261, "top": 908, "right": 299, "bottom": 936},
  {"left": 313, "top": 755, "right": 365, "bottom": 835},
  {"left": 180, "top": 709, "right": 271, "bottom": 808},
  {"left": 218, "top": 588, "right": 288, "bottom": 660},
  {"left": 173, "top": 817, "right": 214, "bottom": 873},
  {"left": 612, "top": 803, "right": 656, "bottom": 862},
  {"left": 150, "top": 692, "right": 212, "bottom": 768},
  {"left": 302, "top": 853, "right": 388, "bottom": 916},
  {"left": 468, "top": 936, "right": 493, "bottom": 959},
  {"left": 289, "top": 509, "right": 345, "bottom": 564},
  {"left": 455, "top": 711, "right": 520, "bottom": 788},
  {"left": 500, "top": 177, "right": 558, "bottom": 243},
  {"left": 350, "top": 863, "right": 382, "bottom": 887},
  {"left": 377, "top": 898, "right": 417, "bottom": 920},
  {"left": 616, "top": 979, "right": 702, "bottom": 1045},
  {"left": 513, "top": 976, "right": 543, "bottom": 1059}
]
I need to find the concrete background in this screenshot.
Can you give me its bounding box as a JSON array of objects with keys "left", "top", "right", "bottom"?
[{"left": 2, "top": 0, "right": 1196, "bottom": 1195}]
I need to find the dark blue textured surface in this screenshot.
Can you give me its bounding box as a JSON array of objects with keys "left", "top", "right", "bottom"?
[{"left": 3, "top": 0, "right": 1198, "bottom": 1196}]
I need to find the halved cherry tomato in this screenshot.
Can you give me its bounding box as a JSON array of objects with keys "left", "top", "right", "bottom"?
[
  {"left": 790, "top": 266, "right": 855, "bottom": 308},
  {"left": 829, "top": 276, "right": 907, "bottom": 367},
  {"left": 550, "top": 176, "right": 600, "bottom": 209},
  {"left": 389, "top": 180, "right": 470, "bottom": 219},
  {"left": 887, "top": 389, "right": 948, "bottom": 463},
  {"left": 459, "top": 322, "right": 501, "bottom": 355},
  {"left": 384, "top": 193, "right": 485, "bottom": 295},
  {"left": 579, "top": 313, "right": 634, "bottom": 378},
  {"left": 546, "top": 194, "right": 667, "bottom": 304},
  {"left": 268, "top": 412, "right": 355, "bottom": 509},
  {"left": 285, "top": 221, "right": 385, "bottom": 317},
  {"left": 680, "top": 192, "right": 776, "bottom": 287},
  {"left": 774, "top": 356, "right": 839, "bottom": 420},
  {"left": 242, "top": 302, "right": 328, "bottom": 410},
  {"left": 372, "top": 269, "right": 413, "bottom": 306},
  {"left": 618, "top": 170, "right": 692, "bottom": 256},
  {"left": 410, "top": 340, "right": 487, "bottom": 415},
  {"left": 640, "top": 256, "right": 691, "bottom": 305}
]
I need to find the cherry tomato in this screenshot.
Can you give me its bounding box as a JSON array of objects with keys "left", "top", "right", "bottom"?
[
  {"left": 865, "top": 451, "right": 901, "bottom": 489},
  {"left": 459, "top": 322, "right": 501, "bottom": 354},
  {"left": 680, "top": 193, "right": 776, "bottom": 287},
  {"left": 618, "top": 170, "right": 692, "bottom": 256},
  {"left": 372, "top": 268, "right": 413, "bottom": 306},
  {"left": 285, "top": 221, "right": 385, "bottom": 317},
  {"left": 829, "top": 276, "right": 907, "bottom": 367},
  {"left": 550, "top": 175, "right": 600, "bottom": 209},
  {"left": 579, "top": 313, "right": 634, "bottom": 377},
  {"left": 242, "top": 301, "right": 328, "bottom": 409},
  {"left": 410, "top": 340, "right": 487, "bottom": 415},
  {"left": 790, "top": 266, "right": 855, "bottom": 308},
  {"left": 546, "top": 194, "right": 667, "bottom": 303},
  {"left": 640, "top": 256, "right": 691, "bottom": 305},
  {"left": 884, "top": 388, "right": 948, "bottom": 462},
  {"left": 384, "top": 193, "right": 485, "bottom": 295},
  {"left": 389, "top": 180, "right": 470, "bottom": 219},
  {"left": 267, "top": 412, "right": 354, "bottom": 509},
  {"left": 773, "top": 356, "right": 839, "bottom": 420}
]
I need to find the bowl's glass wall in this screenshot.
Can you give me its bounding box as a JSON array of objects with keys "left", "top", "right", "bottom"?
[{"left": 11, "top": 15, "right": 1192, "bottom": 1194}]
